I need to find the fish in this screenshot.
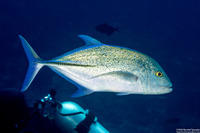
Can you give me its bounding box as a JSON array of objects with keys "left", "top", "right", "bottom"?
[
  {"left": 95, "top": 23, "right": 119, "bottom": 36},
  {"left": 19, "top": 35, "right": 172, "bottom": 97}
]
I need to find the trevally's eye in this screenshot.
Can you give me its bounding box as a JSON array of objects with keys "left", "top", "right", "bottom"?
[{"left": 155, "top": 71, "right": 163, "bottom": 77}]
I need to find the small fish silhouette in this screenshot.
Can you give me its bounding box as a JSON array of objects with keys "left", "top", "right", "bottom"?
[{"left": 95, "top": 23, "right": 119, "bottom": 36}]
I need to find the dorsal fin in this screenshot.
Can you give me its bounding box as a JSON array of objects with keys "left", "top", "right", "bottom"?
[{"left": 78, "top": 35, "right": 102, "bottom": 46}]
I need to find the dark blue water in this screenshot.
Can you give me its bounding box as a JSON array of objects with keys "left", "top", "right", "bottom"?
[{"left": 0, "top": 0, "right": 200, "bottom": 132}]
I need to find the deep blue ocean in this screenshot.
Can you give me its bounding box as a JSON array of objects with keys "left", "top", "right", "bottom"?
[{"left": 0, "top": 0, "right": 200, "bottom": 133}]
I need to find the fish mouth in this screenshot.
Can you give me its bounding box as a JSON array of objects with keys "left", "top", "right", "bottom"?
[{"left": 163, "top": 85, "right": 173, "bottom": 93}]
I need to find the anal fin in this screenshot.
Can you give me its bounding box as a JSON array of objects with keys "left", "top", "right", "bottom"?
[
  {"left": 116, "top": 92, "right": 130, "bottom": 96},
  {"left": 71, "top": 85, "right": 94, "bottom": 98}
]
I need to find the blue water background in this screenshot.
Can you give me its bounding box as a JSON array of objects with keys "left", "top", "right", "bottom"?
[{"left": 0, "top": 0, "right": 200, "bottom": 132}]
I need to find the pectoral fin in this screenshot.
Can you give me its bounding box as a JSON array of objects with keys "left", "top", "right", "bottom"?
[{"left": 92, "top": 71, "right": 138, "bottom": 82}]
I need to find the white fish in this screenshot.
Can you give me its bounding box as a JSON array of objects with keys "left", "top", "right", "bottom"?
[{"left": 19, "top": 35, "right": 172, "bottom": 97}]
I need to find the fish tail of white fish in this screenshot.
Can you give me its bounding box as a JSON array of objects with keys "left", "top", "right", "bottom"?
[{"left": 19, "top": 35, "right": 44, "bottom": 92}]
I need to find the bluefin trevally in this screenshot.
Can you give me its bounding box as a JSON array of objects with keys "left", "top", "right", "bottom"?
[{"left": 19, "top": 35, "right": 172, "bottom": 97}]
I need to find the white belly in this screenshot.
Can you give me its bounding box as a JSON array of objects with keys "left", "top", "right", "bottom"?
[{"left": 47, "top": 64, "right": 143, "bottom": 96}]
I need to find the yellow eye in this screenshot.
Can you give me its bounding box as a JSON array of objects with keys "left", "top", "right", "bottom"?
[{"left": 155, "top": 71, "right": 163, "bottom": 77}]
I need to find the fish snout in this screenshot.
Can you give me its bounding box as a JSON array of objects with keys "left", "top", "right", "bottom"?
[
  {"left": 161, "top": 83, "right": 173, "bottom": 94},
  {"left": 163, "top": 87, "right": 173, "bottom": 93}
]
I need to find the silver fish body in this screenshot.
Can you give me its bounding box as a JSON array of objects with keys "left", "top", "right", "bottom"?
[{"left": 19, "top": 35, "right": 172, "bottom": 97}]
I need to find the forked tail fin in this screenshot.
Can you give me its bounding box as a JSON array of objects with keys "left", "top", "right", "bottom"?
[{"left": 19, "top": 35, "right": 44, "bottom": 92}]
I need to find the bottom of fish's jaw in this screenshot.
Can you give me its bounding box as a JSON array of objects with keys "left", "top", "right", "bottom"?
[
  {"left": 155, "top": 83, "right": 173, "bottom": 94},
  {"left": 158, "top": 85, "right": 173, "bottom": 94},
  {"left": 162, "top": 87, "right": 173, "bottom": 94},
  {"left": 145, "top": 86, "right": 173, "bottom": 95}
]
